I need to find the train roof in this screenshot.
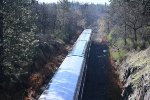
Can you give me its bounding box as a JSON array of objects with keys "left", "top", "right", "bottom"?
[
  {"left": 38, "top": 29, "right": 92, "bottom": 100},
  {"left": 82, "top": 29, "right": 92, "bottom": 34},
  {"left": 38, "top": 56, "right": 84, "bottom": 100},
  {"left": 68, "top": 29, "right": 92, "bottom": 57},
  {"left": 77, "top": 29, "right": 92, "bottom": 41},
  {"left": 68, "top": 40, "right": 87, "bottom": 57}
]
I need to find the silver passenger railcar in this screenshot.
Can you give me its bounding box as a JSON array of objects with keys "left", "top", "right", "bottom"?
[{"left": 38, "top": 29, "right": 92, "bottom": 100}]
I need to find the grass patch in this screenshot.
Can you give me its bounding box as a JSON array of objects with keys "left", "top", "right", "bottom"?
[{"left": 111, "top": 49, "right": 126, "bottom": 62}]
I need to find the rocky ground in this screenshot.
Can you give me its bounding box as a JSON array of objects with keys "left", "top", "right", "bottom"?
[{"left": 119, "top": 48, "right": 150, "bottom": 100}]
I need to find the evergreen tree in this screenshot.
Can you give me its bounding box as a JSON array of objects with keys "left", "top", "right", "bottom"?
[{"left": 2, "top": 0, "right": 38, "bottom": 90}]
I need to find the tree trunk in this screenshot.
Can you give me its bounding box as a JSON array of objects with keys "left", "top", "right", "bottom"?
[
  {"left": 124, "top": 23, "right": 127, "bottom": 45},
  {"left": 124, "top": 4, "right": 127, "bottom": 45},
  {"left": 134, "top": 28, "right": 137, "bottom": 42},
  {"left": 133, "top": 28, "right": 137, "bottom": 50},
  {"left": 0, "top": 2, "right": 4, "bottom": 80},
  {"left": 107, "top": 21, "right": 110, "bottom": 34},
  {"left": 52, "top": 10, "right": 57, "bottom": 34}
]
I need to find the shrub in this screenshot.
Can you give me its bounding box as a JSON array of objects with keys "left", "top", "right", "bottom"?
[{"left": 111, "top": 49, "right": 126, "bottom": 62}]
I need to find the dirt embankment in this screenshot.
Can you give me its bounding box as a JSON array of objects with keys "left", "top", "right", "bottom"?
[{"left": 118, "top": 48, "right": 150, "bottom": 100}]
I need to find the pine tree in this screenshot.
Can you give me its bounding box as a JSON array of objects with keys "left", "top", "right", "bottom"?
[{"left": 2, "top": 0, "right": 38, "bottom": 86}]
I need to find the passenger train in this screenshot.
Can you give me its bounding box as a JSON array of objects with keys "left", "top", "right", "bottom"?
[{"left": 38, "top": 29, "right": 92, "bottom": 100}]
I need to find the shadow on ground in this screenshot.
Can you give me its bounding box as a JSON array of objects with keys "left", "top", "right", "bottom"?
[{"left": 82, "top": 41, "right": 122, "bottom": 100}]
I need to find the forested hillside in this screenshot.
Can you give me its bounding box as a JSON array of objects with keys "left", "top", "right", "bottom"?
[
  {"left": 0, "top": 0, "right": 106, "bottom": 99},
  {"left": 107, "top": 0, "right": 150, "bottom": 52},
  {"left": 102, "top": 0, "right": 150, "bottom": 99}
]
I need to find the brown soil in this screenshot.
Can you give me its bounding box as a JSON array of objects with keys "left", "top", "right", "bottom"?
[
  {"left": 24, "top": 45, "right": 72, "bottom": 100},
  {"left": 108, "top": 55, "right": 123, "bottom": 100}
]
